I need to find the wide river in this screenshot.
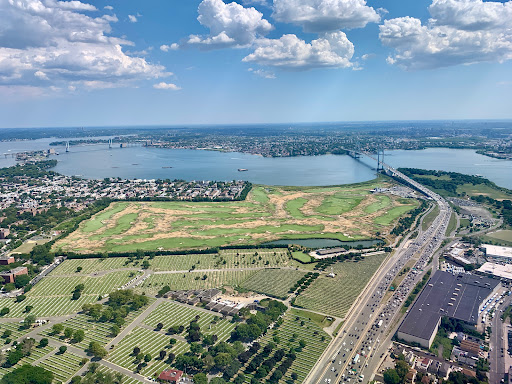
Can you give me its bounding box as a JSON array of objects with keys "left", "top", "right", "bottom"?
[{"left": 0, "top": 139, "right": 511, "bottom": 189}]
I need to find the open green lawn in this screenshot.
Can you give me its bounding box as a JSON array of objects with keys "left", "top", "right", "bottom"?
[
  {"left": 54, "top": 181, "right": 415, "bottom": 254},
  {"left": 291, "top": 251, "right": 312, "bottom": 263},
  {"left": 457, "top": 183, "right": 512, "bottom": 200},
  {"left": 285, "top": 198, "right": 308, "bottom": 219},
  {"left": 316, "top": 194, "right": 364, "bottom": 215},
  {"left": 459, "top": 218, "right": 471, "bottom": 228},
  {"left": 374, "top": 205, "right": 417, "bottom": 226},
  {"left": 82, "top": 202, "right": 129, "bottom": 233},
  {"left": 365, "top": 195, "right": 391, "bottom": 214},
  {"left": 422, "top": 204, "right": 439, "bottom": 231},
  {"left": 290, "top": 308, "right": 335, "bottom": 329},
  {"left": 9, "top": 239, "right": 50, "bottom": 255},
  {"left": 241, "top": 269, "right": 306, "bottom": 299},
  {"left": 445, "top": 212, "right": 457, "bottom": 237},
  {"left": 294, "top": 253, "right": 387, "bottom": 318},
  {"left": 487, "top": 230, "right": 512, "bottom": 242},
  {"left": 102, "top": 212, "right": 139, "bottom": 236}
]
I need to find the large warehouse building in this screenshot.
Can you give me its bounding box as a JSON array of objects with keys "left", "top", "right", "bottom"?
[
  {"left": 477, "top": 262, "right": 512, "bottom": 281},
  {"left": 481, "top": 244, "right": 512, "bottom": 262},
  {"left": 397, "top": 271, "right": 500, "bottom": 348}
]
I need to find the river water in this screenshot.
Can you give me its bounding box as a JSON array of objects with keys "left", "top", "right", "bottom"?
[
  {"left": 0, "top": 139, "right": 511, "bottom": 189},
  {"left": 264, "top": 239, "right": 383, "bottom": 248}
]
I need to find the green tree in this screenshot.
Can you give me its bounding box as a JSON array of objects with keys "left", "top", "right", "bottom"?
[
  {"left": 51, "top": 324, "right": 64, "bottom": 335},
  {"left": 190, "top": 342, "right": 204, "bottom": 355},
  {"left": 193, "top": 373, "right": 208, "bottom": 384},
  {"left": 39, "top": 339, "right": 49, "bottom": 348},
  {"left": 15, "top": 295, "right": 26, "bottom": 303},
  {"left": 1, "top": 364, "right": 53, "bottom": 384},
  {"left": 64, "top": 327, "right": 73, "bottom": 339},
  {"left": 88, "top": 341, "right": 107, "bottom": 359},
  {"left": 111, "top": 325, "right": 120, "bottom": 337},
  {"left": 22, "top": 315, "right": 36, "bottom": 329},
  {"left": 59, "top": 346, "right": 67, "bottom": 354},
  {"left": 14, "top": 275, "right": 30, "bottom": 289},
  {"left": 214, "top": 353, "right": 232, "bottom": 369},
  {"left": 210, "top": 379, "right": 227, "bottom": 384},
  {"left": 383, "top": 369, "right": 401, "bottom": 384},
  {"left": 395, "top": 360, "right": 409, "bottom": 382},
  {"left": 72, "top": 330, "right": 85, "bottom": 343}
]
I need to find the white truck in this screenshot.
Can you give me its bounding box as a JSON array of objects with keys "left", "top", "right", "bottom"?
[
  {"left": 377, "top": 320, "right": 383, "bottom": 328},
  {"left": 353, "top": 354, "right": 360, "bottom": 365}
]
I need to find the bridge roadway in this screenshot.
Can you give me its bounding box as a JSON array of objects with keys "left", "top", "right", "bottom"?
[{"left": 305, "top": 162, "right": 452, "bottom": 384}]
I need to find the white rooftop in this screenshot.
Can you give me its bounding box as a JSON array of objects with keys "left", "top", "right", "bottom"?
[
  {"left": 478, "top": 262, "right": 512, "bottom": 280},
  {"left": 482, "top": 244, "right": 512, "bottom": 259}
]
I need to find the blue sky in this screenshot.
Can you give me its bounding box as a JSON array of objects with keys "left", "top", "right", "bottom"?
[{"left": 1, "top": 0, "right": 511, "bottom": 128}]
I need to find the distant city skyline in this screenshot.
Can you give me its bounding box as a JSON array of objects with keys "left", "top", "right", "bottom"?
[{"left": 1, "top": 0, "right": 512, "bottom": 128}]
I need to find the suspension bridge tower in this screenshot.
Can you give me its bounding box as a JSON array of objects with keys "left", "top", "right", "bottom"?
[
  {"left": 376, "top": 148, "right": 385, "bottom": 172},
  {"left": 65, "top": 141, "right": 70, "bottom": 153}
]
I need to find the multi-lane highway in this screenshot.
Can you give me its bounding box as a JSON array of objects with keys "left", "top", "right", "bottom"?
[
  {"left": 306, "top": 165, "right": 452, "bottom": 384},
  {"left": 489, "top": 294, "right": 512, "bottom": 384}
]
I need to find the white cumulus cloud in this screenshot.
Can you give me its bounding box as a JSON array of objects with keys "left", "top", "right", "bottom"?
[
  {"left": 50, "top": 0, "right": 97, "bottom": 11},
  {"left": 243, "top": 32, "right": 354, "bottom": 70},
  {"left": 248, "top": 68, "right": 276, "bottom": 78},
  {"left": 0, "top": 0, "right": 168, "bottom": 91},
  {"left": 128, "top": 14, "right": 137, "bottom": 23},
  {"left": 169, "top": 0, "right": 272, "bottom": 50},
  {"left": 160, "top": 43, "right": 179, "bottom": 52},
  {"left": 380, "top": 0, "right": 512, "bottom": 70},
  {"left": 272, "top": 0, "right": 381, "bottom": 32},
  {"left": 34, "top": 71, "right": 48, "bottom": 80},
  {"left": 153, "top": 82, "right": 181, "bottom": 90}
]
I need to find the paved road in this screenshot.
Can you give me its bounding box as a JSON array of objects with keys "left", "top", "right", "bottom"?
[
  {"left": 489, "top": 294, "right": 512, "bottom": 384},
  {"left": 106, "top": 298, "right": 164, "bottom": 349},
  {"left": 306, "top": 166, "right": 453, "bottom": 384}
]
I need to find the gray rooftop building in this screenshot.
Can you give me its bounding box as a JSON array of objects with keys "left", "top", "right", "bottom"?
[{"left": 397, "top": 271, "right": 500, "bottom": 348}]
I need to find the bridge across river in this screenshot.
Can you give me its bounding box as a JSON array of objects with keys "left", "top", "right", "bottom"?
[{"left": 347, "top": 149, "right": 437, "bottom": 199}]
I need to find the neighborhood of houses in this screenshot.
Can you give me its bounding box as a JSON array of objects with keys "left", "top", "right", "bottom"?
[{"left": 0, "top": 174, "right": 248, "bottom": 212}]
